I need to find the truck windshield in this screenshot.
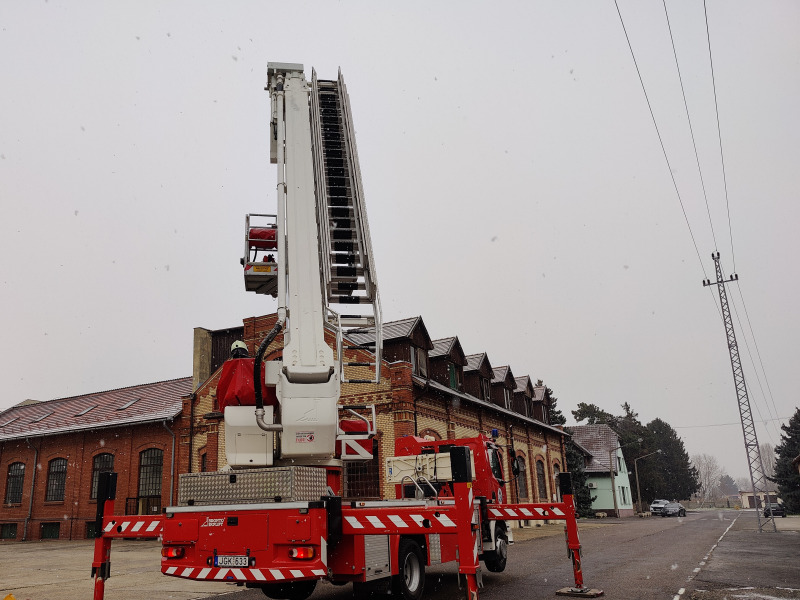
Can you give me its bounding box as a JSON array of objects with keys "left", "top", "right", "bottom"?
[{"left": 487, "top": 447, "right": 503, "bottom": 480}]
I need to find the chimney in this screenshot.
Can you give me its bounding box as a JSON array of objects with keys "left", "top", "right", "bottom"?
[{"left": 192, "top": 327, "right": 213, "bottom": 391}]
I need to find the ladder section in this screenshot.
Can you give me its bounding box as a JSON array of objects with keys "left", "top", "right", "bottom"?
[{"left": 311, "top": 69, "right": 382, "bottom": 384}]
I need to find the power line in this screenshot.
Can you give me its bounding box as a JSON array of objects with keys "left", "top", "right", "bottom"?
[
  {"left": 674, "top": 416, "right": 789, "bottom": 429},
  {"left": 613, "top": 0, "right": 710, "bottom": 282},
  {"left": 662, "top": 0, "right": 718, "bottom": 252},
  {"left": 703, "top": 0, "right": 736, "bottom": 272}
]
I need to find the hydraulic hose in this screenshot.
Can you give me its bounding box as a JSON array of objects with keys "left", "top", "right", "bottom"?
[{"left": 254, "top": 320, "right": 284, "bottom": 432}]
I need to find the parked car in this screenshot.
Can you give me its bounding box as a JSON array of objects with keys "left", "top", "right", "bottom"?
[
  {"left": 650, "top": 499, "right": 670, "bottom": 515},
  {"left": 763, "top": 503, "right": 786, "bottom": 518},
  {"left": 661, "top": 502, "right": 686, "bottom": 517}
]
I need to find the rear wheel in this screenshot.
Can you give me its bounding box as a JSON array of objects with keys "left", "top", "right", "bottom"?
[
  {"left": 261, "top": 580, "right": 317, "bottom": 600},
  {"left": 483, "top": 527, "right": 508, "bottom": 573},
  {"left": 393, "top": 539, "right": 425, "bottom": 600}
]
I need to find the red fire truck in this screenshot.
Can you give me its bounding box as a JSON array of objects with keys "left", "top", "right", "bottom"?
[{"left": 91, "top": 63, "right": 600, "bottom": 600}]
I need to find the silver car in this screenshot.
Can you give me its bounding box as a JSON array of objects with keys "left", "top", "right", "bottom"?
[{"left": 650, "top": 499, "right": 669, "bottom": 515}]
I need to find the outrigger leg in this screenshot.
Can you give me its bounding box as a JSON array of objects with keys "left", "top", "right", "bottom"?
[
  {"left": 91, "top": 473, "right": 117, "bottom": 600},
  {"left": 556, "top": 474, "right": 603, "bottom": 598}
]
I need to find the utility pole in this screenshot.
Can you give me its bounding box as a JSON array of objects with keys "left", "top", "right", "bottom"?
[{"left": 703, "top": 252, "right": 776, "bottom": 533}]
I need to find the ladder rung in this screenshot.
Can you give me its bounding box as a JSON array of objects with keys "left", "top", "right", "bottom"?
[
  {"left": 345, "top": 362, "right": 375, "bottom": 367},
  {"left": 346, "top": 344, "right": 375, "bottom": 350},
  {"left": 344, "top": 379, "right": 377, "bottom": 384},
  {"left": 333, "top": 296, "right": 372, "bottom": 304}
]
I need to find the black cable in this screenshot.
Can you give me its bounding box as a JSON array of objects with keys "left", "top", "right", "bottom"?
[
  {"left": 254, "top": 321, "right": 284, "bottom": 409},
  {"left": 703, "top": 0, "right": 736, "bottom": 272},
  {"left": 613, "top": 0, "right": 710, "bottom": 283},
  {"left": 662, "top": 0, "right": 718, "bottom": 252}
]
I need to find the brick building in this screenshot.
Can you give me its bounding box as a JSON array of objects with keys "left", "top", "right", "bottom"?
[
  {"left": 0, "top": 378, "right": 192, "bottom": 541},
  {"left": 1, "top": 313, "right": 568, "bottom": 541},
  {"left": 191, "top": 314, "right": 568, "bottom": 505}
]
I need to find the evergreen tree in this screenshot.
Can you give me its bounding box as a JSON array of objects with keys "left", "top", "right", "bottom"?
[
  {"left": 546, "top": 385, "right": 567, "bottom": 426},
  {"left": 571, "top": 402, "right": 615, "bottom": 426},
  {"left": 646, "top": 418, "right": 699, "bottom": 501},
  {"left": 564, "top": 431, "right": 595, "bottom": 518},
  {"left": 773, "top": 408, "right": 800, "bottom": 514}
]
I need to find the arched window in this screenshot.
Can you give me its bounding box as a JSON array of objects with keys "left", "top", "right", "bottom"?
[
  {"left": 4, "top": 462, "right": 25, "bottom": 504},
  {"left": 536, "top": 460, "right": 548, "bottom": 501},
  {"left": 419, "top": 428, "right": 442, "bottom": 441},
  {"left": 45, "top": 458, "right": 68, "bottom": 502},
  {"left": 516, "top": 455, "right": 529, "bottom": 499},
  {"left": 553, "top": 463, "right": 561, "bottom": 501},
  {"left": 138, "top": 449, "right": 164, "bottom": 497},
  {"left": 91, "top": 453, "right": 115, "bottom": 499}
]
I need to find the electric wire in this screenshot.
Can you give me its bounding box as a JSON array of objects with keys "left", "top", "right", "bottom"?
[
  {"left": 613, "top": 0, "right": 709, "bottom": 283},
  {"left": 662, "top": 0, "right": 718, "bottom": 252},
  {"left": 727, "top": 290, "right": 777, "bottom": 445},
  {"left": 703, "top": 0, "right": 737, "bottom": 273},
  {"left": 674, "top": 416, "right": 788, "bottom": 429},
  {"left": 731, "top": 284, "right": 784, "bottom": 438}
]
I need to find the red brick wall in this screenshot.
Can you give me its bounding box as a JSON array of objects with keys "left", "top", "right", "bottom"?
[{"left": 1, "top": 422, "right": 179, "bottom": 541}]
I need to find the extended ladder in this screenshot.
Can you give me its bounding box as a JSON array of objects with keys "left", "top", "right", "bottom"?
[{"left": 311, "top": 68, "right": 382, "bottom": 384}]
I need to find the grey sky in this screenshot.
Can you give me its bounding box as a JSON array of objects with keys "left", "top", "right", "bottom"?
[{"left": 1, "top": 1, "right": 798, "bottom": 481}]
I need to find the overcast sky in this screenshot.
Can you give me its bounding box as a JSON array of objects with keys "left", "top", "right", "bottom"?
[{"left": 1, "top": 1, "right": 798, "bottom": 481}]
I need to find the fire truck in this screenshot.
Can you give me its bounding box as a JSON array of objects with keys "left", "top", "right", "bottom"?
[{"left": 91, "top": 63, "right": 600, "bottom": 600}]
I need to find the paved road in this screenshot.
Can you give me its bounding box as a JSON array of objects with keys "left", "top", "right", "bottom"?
[
  {"left": 3, "top": 510, "right": 798, "bottom": 600},
  {"left": 193, "top": 509, "right": 799, "bottom": 600}
]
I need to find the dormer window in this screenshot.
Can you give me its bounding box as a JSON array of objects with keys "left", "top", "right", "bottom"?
[
  {"left": 410, "top": 346, "right": 428, "bottom": 377},
  {"left": 503, "top": 388, "right": 512, "bottom": 409},
  {"left": 481, "top": 378, "right": 490, "bottom": 401},
  {"left": 447, "top": 363, "right": 462, "bottom": 390}
]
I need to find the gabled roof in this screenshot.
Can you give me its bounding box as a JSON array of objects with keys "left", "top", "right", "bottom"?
[
  {"left": 514, "top": 376, "right": 533, "bottom": 395},
  {"left": 0, "top": 377, "right": 191, "bottom": 441},
  {"left": 465, "top": 353, "right": 492, "bottom": 373},
  {"left": 491, "top": 365, "right": 514, "bottom": 386},
  {"left": 532, "top": 385, "right": 547, "bottom": 402},
  {"left": 413, "top": 375, "right": 569, "bottom": 438},
  {"left": 430, "top": 337, "right": 456, "bottom": 358},
  {"left": 429, "top": 337, "right": 467, "bottom": 366},
  {"left": 567, "top": 424, "right": 620, "bottom": 473},
  {"left": 348, "top": 316, "right": 433, "bottom": 350}
]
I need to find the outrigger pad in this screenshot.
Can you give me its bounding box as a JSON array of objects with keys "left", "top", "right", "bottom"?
[{"left": 556, "top": 588, "right": 604, "bottom": 598}]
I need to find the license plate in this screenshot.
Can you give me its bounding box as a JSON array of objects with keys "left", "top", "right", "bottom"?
[{"left": 215, "top": 555, "right": 249, "bottom": 567}]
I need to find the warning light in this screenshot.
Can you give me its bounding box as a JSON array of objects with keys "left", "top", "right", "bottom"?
[
  {"left": 289, "top": 547, "right": 315, "bottom": 560},
  {"left": 161, "top": 546, "right": 185, "bottom": 559}
]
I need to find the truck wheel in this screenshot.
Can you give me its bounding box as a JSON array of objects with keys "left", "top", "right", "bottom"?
[
  {"left": 393, "top": 539, "right": 425, "bottom": 600},
  {"left": 261, "top": 580, "right": 317, "bottom": 600},
  {"left": 483, "top": 528, "right": 508, "bottom": 573}
]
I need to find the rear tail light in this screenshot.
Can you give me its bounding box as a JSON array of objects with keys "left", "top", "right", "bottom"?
[
  {"left": 161, "top": 546, "right": 185, "bottom": 559},
  {"left": 289, "top": 546, "right": 315, "bottom": 560}
]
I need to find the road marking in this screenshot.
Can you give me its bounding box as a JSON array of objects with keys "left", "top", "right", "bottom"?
[{"left": 672, "top": 513, "right": 740, "bottom": 599}]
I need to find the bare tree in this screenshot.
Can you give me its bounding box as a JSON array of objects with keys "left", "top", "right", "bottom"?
[
  {"left": 691, "top": 453, "right": 724, "bottom": 503},
  {"left": 759, "top": 443, "right": 778, "bottom": 490},
  {"left": 735, "top": 476, "right": 751, "bottom": 493}
]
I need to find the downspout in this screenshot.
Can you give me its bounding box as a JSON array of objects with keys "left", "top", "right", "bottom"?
[
  {"left": 162, "top": 421, "right": 176, "bottom": 506},
  {"left": 23, "top": 437, "right": 39, "bottom": 541},
  {"left": 187, "top": 393, "right": 195, "bottom": 474}
]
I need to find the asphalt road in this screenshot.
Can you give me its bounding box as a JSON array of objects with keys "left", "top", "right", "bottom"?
[
  {"left": 194, "top": 510, "right": 797, "bottom": 600},
  {"left": 4, "top": 510, "right": 797, "bottom": 600}
]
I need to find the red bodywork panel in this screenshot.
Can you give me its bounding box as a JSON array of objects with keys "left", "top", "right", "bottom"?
[
  {"left": 217, "top": 359, "right": 277, "bottom": 410},
  {"left": 161, "top": 506, "right": 327, "bottom": 583},
  {"left": 249, "top": 227, "right": 278, "bottom": 249}
]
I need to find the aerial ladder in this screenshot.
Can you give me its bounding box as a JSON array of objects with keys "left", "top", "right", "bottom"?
[{"left": 91, "top": 63, "right": 599, "bottom": 600}]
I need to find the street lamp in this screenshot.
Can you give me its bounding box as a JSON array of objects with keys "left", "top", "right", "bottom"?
[
  {"left": 609, "top": 437, "right": 642, "bottom": 517},
  {"left": 633, "top": 449, "right": 662, "bottom": 514}
]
